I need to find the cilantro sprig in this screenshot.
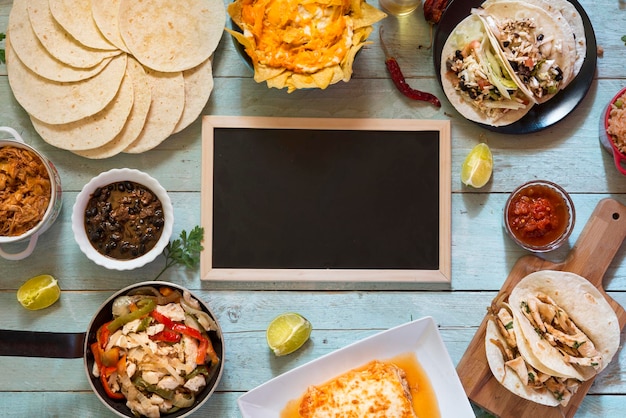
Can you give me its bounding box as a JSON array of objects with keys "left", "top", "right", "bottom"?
[
  {"left": 622, "top": 35, "right": 626, "bottom": 46},
  {"left": 154, "top": 226, "right": 205, "bottom": 281}
]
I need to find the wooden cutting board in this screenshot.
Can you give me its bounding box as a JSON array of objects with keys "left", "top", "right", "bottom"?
[{"left": 457, "top": 198, "right": 626, "bottom": 418}]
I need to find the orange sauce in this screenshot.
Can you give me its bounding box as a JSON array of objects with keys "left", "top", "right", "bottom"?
[{"left": 280, "top": 352, "right": 440, "bottom": 418}]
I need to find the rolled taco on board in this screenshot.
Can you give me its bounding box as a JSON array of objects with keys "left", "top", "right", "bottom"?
[
  {"left": 440, "top": 12, "right": 534, "bottom": 126},
  {"left": 476, "top": 0, "right": 578, "bottom": 103},
  {"left": 486, "top": 270, "right": 621, "bottom": 407}
]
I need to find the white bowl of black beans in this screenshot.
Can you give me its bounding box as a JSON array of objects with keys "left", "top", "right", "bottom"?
[{"left": 72, "top": 168, "right": 174, "bottom": 270}]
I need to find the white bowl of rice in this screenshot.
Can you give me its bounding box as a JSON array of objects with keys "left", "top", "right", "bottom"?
[{"left": 604, "top": 87, "right": 626, "bottom": 175}]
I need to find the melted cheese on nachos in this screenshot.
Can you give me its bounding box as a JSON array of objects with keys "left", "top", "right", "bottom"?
[
  {"left": 241, "top": 0, "right": 353, "bottom": 73},
  {"left": 227, "top": 0, "right": 386, "bottom": 92}
]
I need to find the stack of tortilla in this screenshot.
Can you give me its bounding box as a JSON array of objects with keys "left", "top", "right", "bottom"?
[
  {"left": 6, "top": 0, "right": 225, "bottom": 158},
  {"left": 440, "top": 0, "right": 586, "bottom": 126}
]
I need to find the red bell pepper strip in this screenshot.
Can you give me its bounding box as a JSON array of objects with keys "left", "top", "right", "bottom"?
[
  {"left": 150, "top": 309, "right": 215, "bottom": 364},
  {"left": 100, "top": 369, "right": 125, "bottom": 400},
  {"left": 150, "top": 329, "right": 182, "bottom": 343}
]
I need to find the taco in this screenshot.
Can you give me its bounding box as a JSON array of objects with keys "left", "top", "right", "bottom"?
[
  {"left": 440, "top": 12, "right": 533, "bottom": 126},
  {"left": 485, "top": 270, "right": 621, "bottom": 407},
  {"left": 482, "top": 0, "right": 586, "bottom": 76},
  {"left": 477, "top": 1, "right": 577, "bottom": 103}
]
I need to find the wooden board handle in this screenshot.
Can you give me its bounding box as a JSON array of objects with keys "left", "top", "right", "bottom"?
[{"left": 561, "top": 198, "right": 626, "bottom": 288}]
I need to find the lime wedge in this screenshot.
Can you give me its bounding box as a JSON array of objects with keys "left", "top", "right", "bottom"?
[
  {"left": 17, "top": 274, "right": 61, "bottom": 310},
  {"left": 461, "top": 143, "right": 493, "bottom": 188},
  {"left": 266, "top": 312, "right": 312, "bottom": 356}
]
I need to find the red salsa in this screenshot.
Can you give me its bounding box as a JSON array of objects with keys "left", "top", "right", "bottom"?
[{"left": 506, "top": 184, "right": 570, "bottom": 248}]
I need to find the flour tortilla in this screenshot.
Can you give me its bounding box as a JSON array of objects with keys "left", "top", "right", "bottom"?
[
  {"left": 124, "top": 69, "right": 185, "bottom": 153},
  {"left": 7, "top": 45, "right": 127, "bottom": 125},
  {"left": 48, "top": 0, "right": 117, "bottom": 51},
  {"left": 8, "top": 0, "right": 111, "bottom": 82},
  {"left": 91, "top": 0, "right": 130, "bottom": 53},
  {"left": 440, "top": 14, "right": 533, "bottom": 126},
  {"left": 509, "top": 270, "right": 620, "bottom": 378},
  {"left": 31, "top": 60, "right": 135, "bottom": 151},
  {"left": 73, "top": 58, "right": 152, "bottom": 158},
  {"left": 118, "top": 0, "right": 226, "bottom": 72},
  {"left": 485, "top": 319, "right": 561, "bottom": 407},
  {"left": 172, "top": 57, "right": 214, "bottom": 134},
  {"left": 27, "top": 0, "right": 120, "bottom": 69}
]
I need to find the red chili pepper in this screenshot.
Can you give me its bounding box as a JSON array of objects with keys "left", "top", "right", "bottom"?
[{"left": 379, "top": 27, "right": 441, "bottom": 108}]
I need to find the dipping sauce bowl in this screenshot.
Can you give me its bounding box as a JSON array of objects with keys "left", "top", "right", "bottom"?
[{"left": 504, "top": 180, "right": 575, "bottom": 252}]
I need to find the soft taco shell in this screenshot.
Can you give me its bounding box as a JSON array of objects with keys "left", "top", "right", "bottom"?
[
  {"left": 48, "top": 0, "right": 117, "bottom": 51},
  {"left": 7, "top": 44, "right": 127, "bottom": 125},
  {"left": 479, "top": 1, "right": 577, "bottom": 102},
  {"left": 118, "top": 0, "right": 225, "bottom": 73},
  {"left": 440, "top": 14, "right": 533, "bottom": 126},
  {"left": 72, "top": 57, "right": 152, "bottom": 158},
  {"left": 7, "top": 0, "right": 112, "bottom": 82},
  {"left": 482, "top": 0, "right": 585, "bottom": 76},
  {"left": 27, "top": 0, "right": 120, "bottom": 69},
  {"left": 485, "top": 319, "right": 561, "bottom": 407},
  {"left": 508, "top": 270, "right": 620, "bottom": 378},
  {"left": 31, "top": 59, "right": 135, "bottom": 151}
]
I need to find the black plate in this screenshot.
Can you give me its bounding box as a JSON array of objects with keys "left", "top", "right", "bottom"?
[{"left": 433, "top": 0, "right": 596, "bottom": 134}]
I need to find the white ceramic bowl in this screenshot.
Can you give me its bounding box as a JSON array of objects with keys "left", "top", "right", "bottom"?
[
  {"left": 0, "top": 127, "right": 63, "bottom": 260},
  {"left": 72, "top": 168, "right": 174, "bottom": 270}
]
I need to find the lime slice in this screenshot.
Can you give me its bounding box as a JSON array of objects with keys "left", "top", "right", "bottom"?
[
  {"left": 266, "top": 312, "right": 312, "bottom": 356},
  {"left": 461, "top": 143, "right": 493, "bottom": 188},
  {"left": 17, "top": 274, "right": 61, "bottom": 310}
]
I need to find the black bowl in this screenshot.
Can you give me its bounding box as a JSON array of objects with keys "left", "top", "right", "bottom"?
[{"left": 83, "top": 281, "right": 225, "bottom": 417}]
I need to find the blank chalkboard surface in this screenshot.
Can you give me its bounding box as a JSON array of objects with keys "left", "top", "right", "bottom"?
[{"left": 201, "top": 116, "right": 451, "bottom": 287}]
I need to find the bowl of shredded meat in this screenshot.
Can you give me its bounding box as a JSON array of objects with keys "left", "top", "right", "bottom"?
[
  {"left": 0, "top": 127, "right": 62, "bottom": 260},
  {"left": 604, "top": 87, "right": 626, "bottom": 175}
]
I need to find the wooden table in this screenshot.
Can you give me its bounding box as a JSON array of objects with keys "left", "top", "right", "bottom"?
[{"left": 1, "top": 0, "right": 625, "bottom": 416}]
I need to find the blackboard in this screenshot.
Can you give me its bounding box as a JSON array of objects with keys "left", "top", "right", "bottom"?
[{"left": 201, "top": 117, "right": 451, "bottom": 287}]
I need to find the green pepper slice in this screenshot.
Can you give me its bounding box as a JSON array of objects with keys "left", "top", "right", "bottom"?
[{"left": 107, "top": 299, "right": 156, "bottom": 333}]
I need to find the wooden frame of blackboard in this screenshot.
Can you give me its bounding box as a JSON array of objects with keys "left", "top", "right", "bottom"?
[{"left": 200, "top": 116, "right": 451, "bottom": 288}]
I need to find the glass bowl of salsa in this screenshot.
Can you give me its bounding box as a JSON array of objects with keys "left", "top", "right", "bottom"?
[{"left": 504, "top": 180, "right": 575, "bottom": 252}]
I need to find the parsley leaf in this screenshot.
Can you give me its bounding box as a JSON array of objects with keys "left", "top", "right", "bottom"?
[
  {"left": 622, "top": 35, "right": 626, "bottom": 46},
  {"left": 154, "top": 226, "right": 204, "bottom": 280}
]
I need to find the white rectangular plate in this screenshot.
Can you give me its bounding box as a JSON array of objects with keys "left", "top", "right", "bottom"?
[{"left": 237, "top": 316, "right": 474, "bottom": 417}]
